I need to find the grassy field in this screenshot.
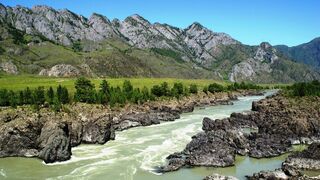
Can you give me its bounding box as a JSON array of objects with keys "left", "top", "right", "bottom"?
[{"left": 0, "top": 75, "right": 229, "bottom": 93}]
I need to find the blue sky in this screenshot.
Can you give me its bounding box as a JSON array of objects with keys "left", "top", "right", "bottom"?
[{"left": 2, "top": 0, "right": 320, "bottom": 46}]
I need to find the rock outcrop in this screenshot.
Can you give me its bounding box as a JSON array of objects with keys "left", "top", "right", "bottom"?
[
  {"left": 284, "top": 143, "right": 320, "bottom": 170},
  {"left": 0, "top": 61, "right": 18, "bottom": 74},
  {"left": 38, "top": 120, "right": 71, "bottom": 163},
  {"left": 39, "top": 64, "right": 80, "bottom": 77}
]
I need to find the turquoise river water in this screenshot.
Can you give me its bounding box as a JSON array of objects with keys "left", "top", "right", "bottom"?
[{"left": 1, "top": 91, "right": 317, "bottom": 180}]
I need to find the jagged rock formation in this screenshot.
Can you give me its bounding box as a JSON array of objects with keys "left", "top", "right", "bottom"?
[{"left": 0, "top": 3, "right": 319, "bottom": 82}]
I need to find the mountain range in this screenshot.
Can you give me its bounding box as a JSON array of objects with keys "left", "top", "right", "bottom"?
[{"left": 0, "top": 3, "right": 319, "bottom": 83}]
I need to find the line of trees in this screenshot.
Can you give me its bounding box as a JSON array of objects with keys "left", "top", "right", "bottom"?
[
  {"left": 202, "top": 82, "right": 264, "bottom": 94},
  {"left": 286, "top": 80, "right": 320, "bottom": 97},
  {"left": 0, "top": 77, "right": 265, "bottom": 110},
  {"left": 0, "top": 85, "right": 69, "bottom": 110},
  {"left": 73, "top": 78, "right": 198, "bottom": 107}
]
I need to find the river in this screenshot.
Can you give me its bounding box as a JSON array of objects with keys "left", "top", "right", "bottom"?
[{"left": 0, "top": 91, "right": 297, "bottom": 180}]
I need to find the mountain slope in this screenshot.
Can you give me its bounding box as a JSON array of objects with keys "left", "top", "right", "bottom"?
[
  {"left": 275, "top": 37, "right": 320, "bottom": 68},
  {"left": 0, "top": 3, "right": 319, "bottom": 83}
]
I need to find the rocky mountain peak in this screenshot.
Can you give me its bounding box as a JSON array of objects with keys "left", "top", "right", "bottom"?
[
  {"left": 187, "top": 22, "right": 205, "bottom": 31},
  {"left": 32, "top": 5, "right": 55, "bottom": 12},
  {"left": 124, "top": 14, "right": 151, "bottom": 27},
  {"left": 254, "top": 42, "right": 278, "bottom": 63},
  {"left": 259, "top": 42, "right": 272, "bottom": 50}
]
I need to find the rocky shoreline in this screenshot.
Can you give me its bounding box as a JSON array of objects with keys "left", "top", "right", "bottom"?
[
  {"left": 161, "top": 93, "right": 320, "bottom": 179},
  {"left": 0, "top": 90, "right": 261, "bottom": 163}
]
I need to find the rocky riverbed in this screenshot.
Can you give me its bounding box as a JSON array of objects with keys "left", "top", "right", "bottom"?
[
  {"left": 161, "top": 93, "right": 320, "bottom": 179},
  {"left": 0, "top": 90, "right": 261, "bottom": 164}
]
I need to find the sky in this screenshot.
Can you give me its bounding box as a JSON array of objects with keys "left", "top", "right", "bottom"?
[{"left": 2, "top": 0, "right": 320, "bottom": 46}]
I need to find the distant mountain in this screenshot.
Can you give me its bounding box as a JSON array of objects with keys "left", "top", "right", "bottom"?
[
  {"left": 0, "top": 3, "right": 319, "bottom": 83},
  {"left": 275, "top": 37, "right": 320, "bottom": 68}
]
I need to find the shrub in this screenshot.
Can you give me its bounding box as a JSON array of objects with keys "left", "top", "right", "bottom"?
[
  {"left": 151, "top": 85, "right": 162, "bottom": 97},
  {"left": 72, "top": 40, "right": 82, "bottom": 52},
  {"left": 203, "top": 86, "right": 208, "bottom": 94},
  {"left": 208, "top": 83, "right": 224, "bottom": 93},
  {"left": 288, "top": 80, "right": 320, "bottom": 97},
  {"left": 189, "top": 84, "right": 198, "bottom": 94}
]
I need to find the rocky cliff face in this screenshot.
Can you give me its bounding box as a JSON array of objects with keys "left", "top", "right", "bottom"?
[
  {"left": 0, "top": 4, "right": 237, "bottom": 64},
  {"left": 0, "top": 3, "right": 319, "bottom": 82},
  {"left": 229, "top": 42, "right": 277, "bottom": 82}
]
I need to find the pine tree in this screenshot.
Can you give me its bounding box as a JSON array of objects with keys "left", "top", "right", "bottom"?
[
  {"left": 141, "top": 86, "right": 150, "bottom": 102},
  {"left": 46, "top": 87, "right": 55, "bottom": 104},
  {"left": 23, "top": 87, "right": 33, "bottom": 104},
  {"left": 60, "top": 87, "right": 69, "bottom": 104},
  {"left": 74, "top": 77, "right": 96, "bottom": 103},
  {"left": 18, "top": 91, "right": 24, "bottom": 105},
  {"left": 8, "top": 90, "right": 17, "bottom": 108},
  {"left": 123, "top": 80, "right": 133, "bottom": 100},
  {"left": 98, "top": 80, "right": 110, "bottom": 105},
  {"left": 57, "top": 85, "right": 63, "bottom": 102},
  {"left": 33, "top": 86, "right": 45, "bottom": 106},
  {"left": 100, "top": 80, "right": 110, "bottom": 95},
  {"left": 0, "top": 89, "right": 9, "bottom": 106}
]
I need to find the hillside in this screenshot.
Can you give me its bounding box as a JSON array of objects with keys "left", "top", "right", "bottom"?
[
  {"left": 275, "top": 37, "right": 320, "bottom": 69},
  {"left": 0, "top": 3, "right": 319, "bottom": 83}
]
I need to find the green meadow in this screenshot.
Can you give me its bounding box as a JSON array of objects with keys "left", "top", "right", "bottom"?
[{"left": 0, "top": 75, "right": 228, "bottom": 93}]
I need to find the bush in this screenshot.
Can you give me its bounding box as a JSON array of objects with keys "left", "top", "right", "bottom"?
[
  {"left": 203, "top": 86, "right": 208, "bottom": 94},
  {"left": 72, "top": 40, "right": 82, "bottom": 52},
  {"left": 288, "top": 80, "right": 320, "bottom": 97},
  {"left": 172, "top": 83, "right": 184, "bottom": 95},
  {"left": 151, "top": 85, "right": 162, "bottom": 97},
  {"left": 189, "top": 84, "right": 198, "bottom": 94},
  {"left": 208, "top": 83, "right": 225, "bottom": 93}
]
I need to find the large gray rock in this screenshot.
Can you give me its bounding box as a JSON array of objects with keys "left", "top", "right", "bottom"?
[
  {"left": 39, "top": 64, "right": 80, "bottom": 77},
  {"left": 0, "top": 61, "right": 18, "bottom": 74},
  {"left": 82, "top": 115, "right": 115, "bottom": 144},
  {"left": 38, "top": 120, "right": 71, "bottom": 163}
]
